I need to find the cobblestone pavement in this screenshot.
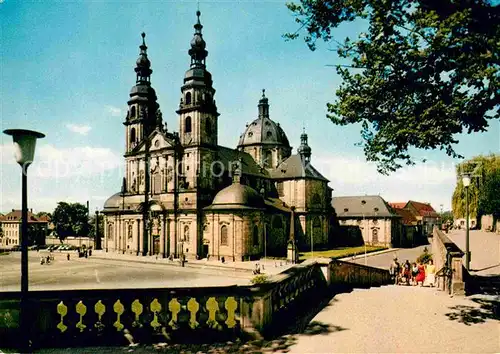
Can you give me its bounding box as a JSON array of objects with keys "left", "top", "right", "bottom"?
[
  {"left": 288, "top": 285, "right": 500, "bottom": 353},
  {"left": 0, "top": 251, "right": 252, "bottom": 291},
  {"left": 348, "top": 245, "right": 430, "bottom": 269},
  {"left": 446, "top": 229, "right": 500, "bottom": 276}
]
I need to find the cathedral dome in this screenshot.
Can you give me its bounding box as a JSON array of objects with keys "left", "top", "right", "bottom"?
[
  {"left": 238, "top": 117, "right": 290, "bottom": 148},
  {"left": 208, "top": 183, "right": 264, "bottom": 210},
  {"left": 103, "top": 192, "right": 122, "bottom": 210}
]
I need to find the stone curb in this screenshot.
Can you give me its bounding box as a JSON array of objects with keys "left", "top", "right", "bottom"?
[
  {"left": 339, "top": 248, "right": 400, "bottom": 261},
  {"left": 90, "top": 254, "right": 254, "bottom": 274}
]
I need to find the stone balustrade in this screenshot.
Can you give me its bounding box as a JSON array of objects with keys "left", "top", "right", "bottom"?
[
  {"left": 432, "top": 227, "right": 465, "bottom": 295},
  {"left": 0, "top": 260, "right": 390, "bottom": 349}
]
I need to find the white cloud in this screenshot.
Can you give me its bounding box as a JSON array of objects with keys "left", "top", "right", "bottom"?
[
  {"left": 66, "top": 124, "right": 92, "bottom": 135},
  {"left": 29, "top": 144, "right": 122, "bottom": 179},
  {"left": 106, "top": 105, "right": 123, "bottom": 117},
  {"left": 313, "top": 153, "right": 457, "bottom": 210},
  {"left": 0, "top": 143, "right": 16, "bottom": 165}
]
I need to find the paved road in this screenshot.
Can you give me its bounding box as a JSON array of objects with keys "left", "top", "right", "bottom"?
[
  {"left": 288, "top": 285, "right": 500, "bottom": 353},
  {"left": 349, "top": 245, "right": 430, "bottom": 269},
  {"left": 447, "top": 229, "right": 500, "bottom": 276},
  {"left": 0, "top": 252, "right": 251, "bottom": 291}
]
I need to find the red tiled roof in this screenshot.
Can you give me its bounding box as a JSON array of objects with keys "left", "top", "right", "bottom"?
[
  {"left": 407, "top": 201, "right": 439, "bottom": 217},
  {"left": 1, "top": 210, "right": 48, "bottom": 223},
  {"left": 393, "top": 208, "right": 418, "bottom": 225},
  {"left": 389, "top": 202, "right": 407, "bottom": 209}
]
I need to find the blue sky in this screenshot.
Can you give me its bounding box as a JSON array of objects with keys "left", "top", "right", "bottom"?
[{"left": 1, "top": 0, "right": 498, "bottom": 214}]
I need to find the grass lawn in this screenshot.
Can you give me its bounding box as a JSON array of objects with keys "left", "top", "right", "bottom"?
[{"left": 299, "top": 245, "right": 388, "bottom": 260}]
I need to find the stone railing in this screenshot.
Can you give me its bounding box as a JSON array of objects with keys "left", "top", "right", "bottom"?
[
  {"left": 323, "top": 259, "right": 391, "bottom": 289},
  {"left": 432, "top": 226, "right": 465, "bottom": 295},
  {"left": 0, "top": 260, "right": 389, "bottom": 350}
]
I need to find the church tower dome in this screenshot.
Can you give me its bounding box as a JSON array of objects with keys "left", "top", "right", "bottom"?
[
  {"left": 297, "top": 128, "right": 312, "bottom": 162},
  {"left": 237, "top": 90, "right": 292, "bottom": 169}
]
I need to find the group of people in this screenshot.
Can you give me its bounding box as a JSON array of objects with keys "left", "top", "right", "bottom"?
[{"left": 390, "top": 258, "right": 436, "bottom": 287}]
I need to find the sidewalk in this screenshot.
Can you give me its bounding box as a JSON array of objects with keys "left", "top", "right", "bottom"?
[
  {"left": 339, "top": 247, "right": 400, "bottom": 262},
  {"left": 90, "top": 250, "right": 295, "bottom": 276}
]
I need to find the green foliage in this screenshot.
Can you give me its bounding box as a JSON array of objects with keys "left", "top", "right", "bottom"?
[
  {"left": 285, "top": 0, "right": 500, "bottom": 174},
  {"left": 479, "top": 169, "right": 500, "bottom": 217},
  {"left": 452, "top": 154, "right": 500, "bottom": 218},
  {"left": 52, "top": 202, "right": 90, "bottom": 241},
  {"left": 416, "top": 248, "right": 432, "bottom": 264},
  {"left": 88, "top": 213, "right": 104, "bottom": 239},
  {"left": 251, "top": 274, "right": 270, "bottom": 285}
]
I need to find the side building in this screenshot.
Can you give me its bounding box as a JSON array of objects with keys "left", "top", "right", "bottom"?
[
  {"left": 0, "top": 210, "right": 49, "bottom": 249},
  {"left": 332, "top": 196, "right": 402, "bottom": 248}
]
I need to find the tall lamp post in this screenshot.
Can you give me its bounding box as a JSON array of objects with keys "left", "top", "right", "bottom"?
[
  {"left": 4, "top": 128, "right": 45, "bottom": 352},
  {"left": 462, "top": 173, "right": 471, "bottom": 271}
]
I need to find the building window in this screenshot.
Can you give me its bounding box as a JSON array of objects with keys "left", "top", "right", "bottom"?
[
  {"left": 252, "top": 225, "right": 259, "bottom": 246},
  {"left": 220, "top": 225, "right": 228, "bottom": 245},
  {"left": 130, "top": 128, "right": 136, "bottom": 144},
  {"left": 185, "top": 92, "right": 192, "bottom": 105},
  {"left": 206, "top": 119, "right": 212, "bottom": 135},
  {"left": 276, "top": 182, "right": 284, "bottom": 197},
  {"left": 183, "top": 225, "right": 190, "bottom": 242},
  {"left": 344, "top": 208, "right": 349, "bottom": 213},
  {"left": 128, "top": 225, "right": 133, "bottom": 239},
  {"left": 372, "top": 228, "right": 379, "bottom": 243},
  {"left": 130, "top": 106, "right": 136, "bottom": 118},
  {"left": 185, "top": 116, "right": 192, "bottom": 133},
  {"left": 266, "top": 131, "right": 272, "bottom": 138},
  {"left": 107, "top": 223, "right": 113, "bottom": 239}
]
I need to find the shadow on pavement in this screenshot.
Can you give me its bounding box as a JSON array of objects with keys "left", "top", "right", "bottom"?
[{"left": 445, "top": 298, "right": 500, "bottom": 325}]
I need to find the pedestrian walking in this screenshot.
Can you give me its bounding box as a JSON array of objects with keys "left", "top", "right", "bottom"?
[
  {"left": 424, "top": 260, "right": 436, "bottom": 287},
  {"left": 389, "top": 257, "right": 400, "bottom": 285},
  {"left": 67, "top": 253, "right": 70, "bottom": 261}
]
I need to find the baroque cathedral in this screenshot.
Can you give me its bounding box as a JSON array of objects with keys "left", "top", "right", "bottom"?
[{"left": 102, "top": 11, "right": 335, "bottom": 261}]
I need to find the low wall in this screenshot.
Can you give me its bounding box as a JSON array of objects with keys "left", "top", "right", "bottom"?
[
  {"left": 46, "top": 236, "right": 103, "bottom": 247},
  {"left": 432, "top": 227, "right": 465, "bottom": 295},
  {"left": 0, "top": 260, "right": 390, "bottom": 350}
]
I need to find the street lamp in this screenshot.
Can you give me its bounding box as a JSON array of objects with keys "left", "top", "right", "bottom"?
[
  {"left": 361, "top": 199, "right": 367, "bottom": 265},
  {"left": 462, "top": 173, "right": 471, "bottom": 271},
  {"left": 3, "top": 128, "right": 45, "bottom": 352}
]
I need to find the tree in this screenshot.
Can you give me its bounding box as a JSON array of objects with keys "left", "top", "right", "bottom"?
[
  {"left": 285, "top": 0, "right": 499, "bottom": 174},
  {"left": 52, "top": 202, "right": 90, "bottom": 241},
  {"left": 451, "top": 154, "right": 500, "bottom": 219},
  {"left": 479, "top": 169, "right": 500, "bottom": 219},
  {"left": 88, "top": 213, "right": 104, "bottom": 239}
]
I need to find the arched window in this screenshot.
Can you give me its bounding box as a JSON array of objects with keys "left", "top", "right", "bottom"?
[
  {"left": 266, "top": 131, "right": 273, "bottom": 138},
  {"left": 312, "top": 217, "right": 321, "bottom": 244},
  {"left": 185, "top": 92, "right": 192, "bottom": 105},
  {"left": 372, "top": 228, "right": 379, "bottom": 243},
  {"left": 183, "top": 225, "right": 190, "bottom": 242},
  {"left": 272, "top": 216, "right": 282, "bottom": 230},
  {"left": 130, "top": 106, "right": 136, "bottom": 118},
  {"left": 206, "top": 119, "right": 212, "bottom": 135},
  {"left": 252, "top": 225, "right": 259, "bottom": 246},
  {"left": 220, "top": 225, "right": 228, "bottom": 245},
  {"left": 130, "top": 128, "right": 136, "bottom": 145},
  {"left": 107, "top": 223, "right": 114, "bottom": 240},
  {"left": 185, "top": 116, "right": 192, "bottom": 133}
]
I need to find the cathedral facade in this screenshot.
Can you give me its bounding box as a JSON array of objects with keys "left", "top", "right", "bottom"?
[{"left": 102, "top": 12, "right": 334, "bottom": 261}]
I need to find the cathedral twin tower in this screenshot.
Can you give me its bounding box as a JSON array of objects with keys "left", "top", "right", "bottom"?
[{"left": 104, "top": 11, "right": 333, "bottom": 261}]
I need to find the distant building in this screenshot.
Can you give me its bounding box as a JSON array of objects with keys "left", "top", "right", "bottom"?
[
  {"left": 332, "top": 196, "right": 402, "bottom": 247},
  {"left": 0, "top": 210, "right": 49, "bottom": 248},
  {"left": 402, "top": 201, "right": 440, "bottom": 236}
]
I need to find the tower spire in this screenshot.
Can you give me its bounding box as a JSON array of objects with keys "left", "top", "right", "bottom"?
[
  {"left": 135, "top": 32, "right": 152, "bottom": 84},
  {"left": 258, "top": 89, "right": 269, "bottom": 119},
  {"left": 298, "top": 128, "right": 312, "bottom": 162},
  {"left": 188, "top": 10, "right": 208, "bottom": 68}
]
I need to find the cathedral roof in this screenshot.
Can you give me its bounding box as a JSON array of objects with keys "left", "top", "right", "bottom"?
[
  {"left": 217, "top": 146, "right": 268, "bottom": 177},
  {"left": 205, "top": 182, "right": 265, "bottom": 210},
  {"left": 270, "top": 154, "right": 328, "bottom": 181},
  {"left": 103, "top": 192, "right": 123, "bottom": 210},
  {"left": 237, "top": 90, "right": 290, "bottom": 149}
]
